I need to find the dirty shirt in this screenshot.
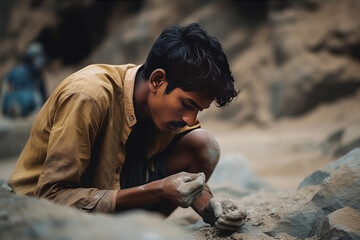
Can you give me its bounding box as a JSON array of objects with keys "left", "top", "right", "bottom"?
[{"left": 9, "top": 64, "right": 200, "bottom": 213}]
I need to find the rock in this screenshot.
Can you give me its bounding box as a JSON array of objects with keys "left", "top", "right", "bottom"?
[
  {"left": 298, "top": 147, "right": 360, "bottom": 189},
  {"left": 297, "top": 170, "right": 330, "bottom": 189},
  {"left": 0, "top": 179, "right": 12, "bottom": 192},
  {"left": 268, "top": 202, "right": 326, "bottom": 239},
  {"left": 193, "top": 223, "right": 274, "bottom": 240},
  {"left": 208, "top": 153, "right": 271, "bottom": 198},
  {"left": 323, "top": 147, "right": 360, "bottom": 173},
  {"left": 320, "top": 207, "right": 360, "bottom": 240},
  {"left": 273, "top": 232, "right": 301, "bottom": 240},
  {"left": 0, "top": 116, "right": 33, "bottom": 159},
  {"left": 267, "top": 0, "right": 360, "bottom": 118},
  {"left": 334, "top": 136, "right": 360, "bottom": 157},
  {"left": 320, "top": 128, "right": 360, "bottom": 158},
  {"left": 320, "top": 128, "right": 344, "bottom": 154},
  {"left": 311, "top": 156, "right": 360, "bottom": 212},
  {"left": 0, "top": 188, "right": 194, "bottom": 240},
  {"left": 235, "top": 223, "right": 275, "bottom": 240},
  {"left": 269, "top": 148, "right": 360, "bottom": 238}
]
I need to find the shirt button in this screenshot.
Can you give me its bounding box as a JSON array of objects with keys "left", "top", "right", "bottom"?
[
  {"left": 128, "top": 115, "right": 134, "bottom": 122},
  {"left": 116, "top": 167, "right": 121, "bottom": 174}
]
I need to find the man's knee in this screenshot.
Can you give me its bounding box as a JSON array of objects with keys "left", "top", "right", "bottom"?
[{"left": 176, "top": 129, "right": 220, "bottom": 174}]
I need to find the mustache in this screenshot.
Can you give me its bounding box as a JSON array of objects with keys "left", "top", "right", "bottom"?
[{"left": 169, "top": 121, "right": 186, "bottom": 128}]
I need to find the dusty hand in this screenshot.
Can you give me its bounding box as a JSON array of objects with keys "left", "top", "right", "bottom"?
[
  {"left": 161, "top": 172, "right": 205, "bottom": 208},
  {"left": 203, "top": 198, "right": 247, "bottom": 232}
]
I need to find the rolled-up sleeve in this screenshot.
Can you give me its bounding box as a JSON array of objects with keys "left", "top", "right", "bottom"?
[{"left": 34, "top": 92, "right": 116, "bottom": 213}]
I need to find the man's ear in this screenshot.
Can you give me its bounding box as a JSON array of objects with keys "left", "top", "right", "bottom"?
[{"left": 149, "top": 69, "right": 167, "bottom": 93}]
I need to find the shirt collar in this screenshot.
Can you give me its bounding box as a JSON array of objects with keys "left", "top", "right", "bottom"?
[{"left": 124, "top": 65, "right": 142, "bottom": 128}]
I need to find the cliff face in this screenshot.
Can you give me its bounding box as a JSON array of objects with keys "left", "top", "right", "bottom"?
[{"left": 1, "top": 0, "right": 359, "bottom": 124}]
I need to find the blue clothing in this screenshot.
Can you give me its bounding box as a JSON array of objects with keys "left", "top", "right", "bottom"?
[{"left": 2, "top": 63, "right": 46, "bottom": 117}]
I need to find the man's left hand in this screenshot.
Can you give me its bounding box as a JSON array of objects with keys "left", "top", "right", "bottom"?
[{"left": 203, "top": 198, "right": 247, "bottom": 232}]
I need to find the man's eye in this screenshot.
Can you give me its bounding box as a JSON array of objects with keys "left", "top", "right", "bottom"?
[{"left": 182, "top": 101, "right": 191, "bottom": 109}]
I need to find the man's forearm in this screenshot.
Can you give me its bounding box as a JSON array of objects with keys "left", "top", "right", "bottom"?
[
  {"left": 115, "top": 180, "right": 163, "bottom": 211},
  {"left": 191, "top": 184, "right": 215, "bottom": 223}
]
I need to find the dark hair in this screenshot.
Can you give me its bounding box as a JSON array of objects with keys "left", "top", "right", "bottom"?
[{"left": 143, "top": 23, "right": 238, "bottom": 107}]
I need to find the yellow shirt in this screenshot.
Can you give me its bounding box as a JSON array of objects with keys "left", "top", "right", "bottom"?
[{"left": 9, "top": 64, "right": 200, "bottom": 213}]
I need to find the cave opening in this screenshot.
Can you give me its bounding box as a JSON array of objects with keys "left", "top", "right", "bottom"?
[{"left": 36, "top": 1, "right": 143, "bottom": 66}]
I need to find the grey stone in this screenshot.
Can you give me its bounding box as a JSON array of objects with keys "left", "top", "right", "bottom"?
[
  {"left": 324, "top": 147, "right": 360, "bottom": 173},
  {"left": 0, "top": 188, "right": 194, "bottom": 240},
  {"left": 208, "top": 153, "right": 271, "bottom": 197},
  {"left": 238, "top": 223, "right": 275, "bottom": 240},
  {"left": 298, "top": 147, "right": 360, "bottom": 189},
  {"left": 320, "top": 129, "right": 344, "bottom": 155},
  {"left": 297, "top": 170, "right": 330, "bottom": 189},
  {"left": 267, "top": 202, "right": 326, "bottom": 239},
  {"left": 271, "top": 148, "right": 360, "bottom": 239},
  {"left": 334, "top": 137, "right": 360, "bottom": 158},
  {"left": 321, "top": 207, "right": 360, "bottom": 240},
  {"left": 311, "top": 156, "right": 360, "bottom": 213},
  {"left": 274, "top": 232, "right": 300, "bottom": 240},
  {"left": 0, "top": 179, "right": 12, "bottom": 192}
]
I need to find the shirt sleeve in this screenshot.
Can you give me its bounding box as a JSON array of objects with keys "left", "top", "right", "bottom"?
[{"left": 34, "top": 92, "right": 117, "bottom": 213}]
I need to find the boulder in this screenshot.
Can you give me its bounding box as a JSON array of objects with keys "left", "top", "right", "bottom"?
[
  {"left": 298, "top": 147, "right": 360, "bottom": 189},
  {"left": 0, "top": 188, "right": 194, "bottom": 240},
  {"left": 268, "top": 148, "right": 360, "bottom": 238}
]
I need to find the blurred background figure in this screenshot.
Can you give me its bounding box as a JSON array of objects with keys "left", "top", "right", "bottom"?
[{"left": 1, "top": 42, "right": 47, "bottom": 118}]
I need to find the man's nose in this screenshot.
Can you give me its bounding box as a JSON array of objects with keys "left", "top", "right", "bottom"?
[{"left": 182, "top": 111, "right": 198, "bottom": 127}]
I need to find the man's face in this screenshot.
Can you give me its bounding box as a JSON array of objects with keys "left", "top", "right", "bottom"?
[{"left": 147, "top": 74, "right": 213, "bottom": 132}]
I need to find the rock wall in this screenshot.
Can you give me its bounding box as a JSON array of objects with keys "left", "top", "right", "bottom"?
[{"left": 1, "top": 0, "right": 359, "bottom": 124}]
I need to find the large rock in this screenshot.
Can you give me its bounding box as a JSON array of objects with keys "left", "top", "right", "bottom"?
[
  {"left": 298, "top": 147, "right": 360, "bottom": 189},
  {"left": 268, "top": 148, "right": 360, "bottom": 238},
  {"left": 0, "top": 188, "right": 194, "bottom": 240}
]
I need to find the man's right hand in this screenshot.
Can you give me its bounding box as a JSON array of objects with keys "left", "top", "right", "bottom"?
[{"left": 161, "top": 172, "right": 205, "bottom": 208}]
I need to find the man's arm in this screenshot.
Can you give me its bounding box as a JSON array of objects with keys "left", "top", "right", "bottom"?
[
  {"left": 115, "top": 172, "right": 205, "bottom": 211},
  {"left": 34, "top": 93, "right": 117, "bottom": 213},
  {"left": 165, "top": 129, "right": 247, "bottom": 231}
]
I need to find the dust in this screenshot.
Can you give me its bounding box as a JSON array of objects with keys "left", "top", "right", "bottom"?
[
  {"left": 177, "top": 172, "right": 206, "bottom": 207},
  {"left": 221, "top": 199, "right": 237, "bottom": 215},
  {"left": 193, "top": 226, "right": 245, "bottom": 240}
]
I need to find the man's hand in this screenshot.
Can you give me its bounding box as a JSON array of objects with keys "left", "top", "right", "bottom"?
[
  {"left": 161, "top": 172, "right": 205, "bottom": 208},
  {"left": 203, "top": 198, "right": 247, "bottom": 232}
]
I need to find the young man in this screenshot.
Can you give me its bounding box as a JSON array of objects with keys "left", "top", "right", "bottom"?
[{"left": 9, "top": 23, "right": 247, "bottom": 232}]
